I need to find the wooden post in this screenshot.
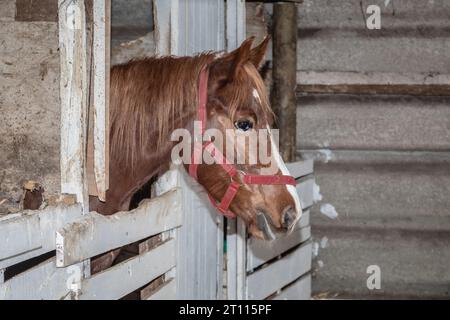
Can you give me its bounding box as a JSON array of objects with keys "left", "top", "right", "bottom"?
[
  {"left": 58, "top": 0, "right": 89, "bottom": 210},
  {"left": 226, "top": 0, "right": 247, "bottom": 300},
  {"left": 92, "top": 0, "right": 111, "bottom": 201},
  {"left": 271, "top": 2, "right": 298, "bottom": 162}
]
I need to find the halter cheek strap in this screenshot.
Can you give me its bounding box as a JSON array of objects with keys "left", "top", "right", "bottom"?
[{"left": 188, "top": 66, "right": 296, "bottom": 218}]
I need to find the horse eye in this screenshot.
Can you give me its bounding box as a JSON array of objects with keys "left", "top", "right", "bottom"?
[{"left": 234, "top": 119, "right": 254, "bottom": 131}]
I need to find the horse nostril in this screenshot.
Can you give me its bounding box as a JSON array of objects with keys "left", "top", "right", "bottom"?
[{"left": 282, "top": 207, "right": 296, "bottom": 229}]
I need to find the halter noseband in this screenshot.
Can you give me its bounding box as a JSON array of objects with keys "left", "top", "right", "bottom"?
[{"left": 188, "top": 66, "right": 297, "bottom": 218}]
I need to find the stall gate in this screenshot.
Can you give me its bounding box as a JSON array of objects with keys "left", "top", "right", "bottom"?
[{"left": 0, "top": 190, "right": 181, "bottom": 300}]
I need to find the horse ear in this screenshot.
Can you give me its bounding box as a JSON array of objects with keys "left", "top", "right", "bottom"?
[
  {"left": 249, "top": 35, "right": 270, "bottom": 69},
  {"left": 226, "top": 36, "right": 254, "bottom": 81}
]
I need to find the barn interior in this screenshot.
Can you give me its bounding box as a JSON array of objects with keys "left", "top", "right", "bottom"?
[{"left": 0, "top": 0, "right": 449, "bottom": 300}]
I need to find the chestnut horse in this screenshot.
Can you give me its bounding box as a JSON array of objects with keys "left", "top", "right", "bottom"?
[{"left": 89, "top": 37, "right": 301, "bottom": 270}]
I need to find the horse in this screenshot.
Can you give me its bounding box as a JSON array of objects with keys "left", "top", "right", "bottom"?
[{"left": 89, "top": 36, "right": 302, "bottom": 272}]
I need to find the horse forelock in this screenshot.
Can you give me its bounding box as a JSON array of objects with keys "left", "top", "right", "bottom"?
[{"left": 226, "top": 63, "right": 274, "bottom": 127}]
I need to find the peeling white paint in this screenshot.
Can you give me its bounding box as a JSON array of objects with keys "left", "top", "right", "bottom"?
[
  {"left": 312, "top": 241, "right": 320, "bottom": 257},
  {"left": 317, "top": 260, "right": 324, "bottom": 268},
  {"left": 252, "top": 88, "right": 261, "bottom": 104},
  {"left": 317, "top": 149, "right": 333, "bottom": 163},
  {"left": 320, "top": 203, "right": 339, "bottom": 220},
  {"left": 313, "top": 182, "right": 323, "bottom": 203},
  {"left": 320, "top": 236, "right": 328, "bottom": 249}
]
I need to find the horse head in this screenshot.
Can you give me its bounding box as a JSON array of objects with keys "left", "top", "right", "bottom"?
[{"left": 185, "top": 37, "right": 302, "bottom": 240}]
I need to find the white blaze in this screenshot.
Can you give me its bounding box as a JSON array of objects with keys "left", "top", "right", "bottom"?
[
  {"left": 252, "top": 88, "right": 262, "bottom": 104},
  {"left": 267, "top": 126, "right": 302, "bottom": 226}
]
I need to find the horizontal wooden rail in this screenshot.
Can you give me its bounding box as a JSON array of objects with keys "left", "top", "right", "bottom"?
[
  {"left": 297, "top": 84, "right": 450, "bottom": 96},
  {"left": 56, "top": 189, "right": 181, "bottom": 267}
]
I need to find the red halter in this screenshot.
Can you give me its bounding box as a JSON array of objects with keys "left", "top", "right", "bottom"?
[{"left": 188, "top": 66, "right": 296, "bottom": 218}]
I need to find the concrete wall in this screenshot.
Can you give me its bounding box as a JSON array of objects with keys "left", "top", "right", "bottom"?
[
  {"left": 111, "top": 0, "right": 153, "bottom": 48},
  {"left": 297, "top": 0, "right": 450, "bottom": 299},
  {"left": 0, "top": 0, "right": 60, "bottom": 202},
  {"left": 247, "top": 0, "right": 450, "bottom": 299},
  {"left": 110, "top": 0, "right": 155, "bottom": 66}
]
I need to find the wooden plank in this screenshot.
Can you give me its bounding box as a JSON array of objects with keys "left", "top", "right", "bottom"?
[
  {"left": 226, "top": 0, "right": 246, "bottom": 51},
  {"left": 145, "top": 278, "right": 176, "bottom": 300},
  {"left": 246, "top": 241, "right": 312, "bottom": 300},
  {"left": 58, "top": 0, "right": 89, "bottom": 209},
  {"left": 0, "top": 257, "right": 84, "bottom": 300},
  {"left": 216, "top": 214, "right": 225, "bottom": 300},
  {"left": 226, "top": 219, "right": 238, "bottom": 300},
  {"left": 247, "top": 226, "right": 311, "bottom": 272},
  {"left": 92, "top": 0, "right": 110, "bottom": 201},
  {"left": 0, "top": 213, "right": 41, "bottom": 261},
  {"left": 79, "top": 239, "right": 176, "bottom": 300},
  {"left": 175, "top": 0, "right": 225, "bottom": 55},
  {"left": 298, "top": 177, "right": 314, "bottom": 209},
  {"left": 0, "top": 205, "right": 83, "bottom": 269},
  {"left": 297, "top": 84, "right": 450, "bottom": 97},
  {"left": 297, "top": 71, "right": 450, "bottom": 87},
  {"left": 56, "top": 189, "right": 181, "bottom": 267},
  {"left": 236, "top": 219, "right": 247, "bottom": 300},
  {"left": 153, "top": 0, "right": 172, "bottom": 55},
  {"left": 225, "top": 0, "right": 247, "bottom": 301},
  {"left": 272, "top": 273, "right": 311, "bottom": 300},
  {"left": 286, "top": 160, "right": 314, "bottom": 180},
  {"left": 166, "top": 169, "right": 224, "bottom": 299}
]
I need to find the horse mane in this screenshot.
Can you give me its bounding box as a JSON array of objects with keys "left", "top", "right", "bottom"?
[{"left": 109, "top": 52, "right": 274, "bottom": 170}]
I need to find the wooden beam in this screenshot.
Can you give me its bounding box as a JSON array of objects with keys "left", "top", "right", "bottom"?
[
  {"left": 153, "top": 0, "right": 172, "bottom": 55},
  {"left": 225, "top": 0, "right": 247, "bottom": 301},
  {"left": 79, "top": 239, "right": 176, "bottom": 300},
  {"left": 58, "top": 0, "right": 89, "bottom": 210},
  {"left": 92, "top": 0, "right": 111, "bottom": 201},
  {"left": 271, "top": 2, "right": 298, "bottom": 161},
  {"left": 0, "top": 204, "right": 83, "bottom": 269},
  {"left": 226, "top": 0, "right": 246, "bottom": 51},
  {"left": 297, "top": 84, "right": 450, "bottom": 96},
  {"left": 55, "top": 189, "right": 181, "bottom": 267},
  {"left": 0, "top": 257, "right": 84, "bottom": 300}
]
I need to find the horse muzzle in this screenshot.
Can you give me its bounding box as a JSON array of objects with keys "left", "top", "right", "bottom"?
[{"left": 256, "top": 206, "right": 298, "bottom": 241}]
